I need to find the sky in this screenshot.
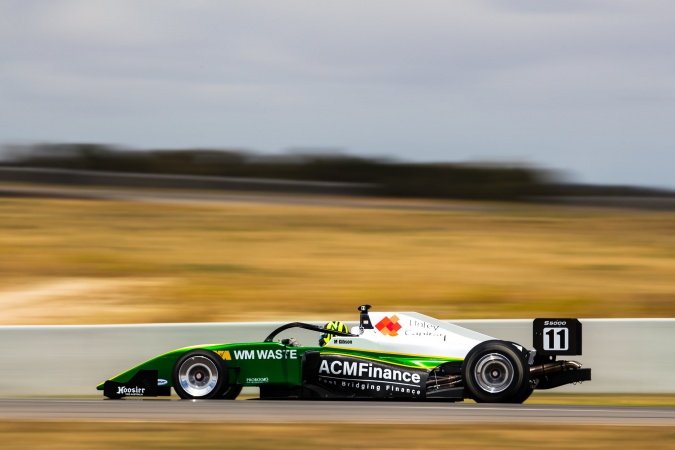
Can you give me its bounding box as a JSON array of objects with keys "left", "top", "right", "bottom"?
[{"left": 1, "top": 0, "right": 674, "bottom": 188}]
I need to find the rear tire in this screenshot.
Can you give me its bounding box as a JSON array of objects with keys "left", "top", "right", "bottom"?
[
  {"left": 172, "top": 350, "right": 228, "bottom": 399},
  {"left": 509, "top": 386, "right": 534, "bottom": 404},
  {"left": 462, "top": 340, "right": 530, "bottom": 403}
]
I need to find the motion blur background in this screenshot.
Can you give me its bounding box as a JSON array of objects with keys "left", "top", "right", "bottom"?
[
  {"left": 1, "top": 0, "right": 675, "bottom": 325},
  {"left": 1, "top": 144, "right": 675, "bottom": 324}
]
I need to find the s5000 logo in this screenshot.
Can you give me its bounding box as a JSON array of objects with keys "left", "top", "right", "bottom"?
[{"left": 544, "top": 320, "right": 567, "bottom": 326}]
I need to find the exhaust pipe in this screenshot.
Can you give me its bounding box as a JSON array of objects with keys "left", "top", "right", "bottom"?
[
  {"left": 426, "top": 374, "right": 461, "bottom": 386},
  {"left": 530, "top": 360, "right": 582, "bottom": 378},
  {"left": 426, "top": 374, "right": 462, "bottom": 391}
]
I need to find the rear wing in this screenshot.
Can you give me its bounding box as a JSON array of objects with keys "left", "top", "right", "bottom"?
[{"left": 532, "top": 319, "right": 582, "bottom": 356}]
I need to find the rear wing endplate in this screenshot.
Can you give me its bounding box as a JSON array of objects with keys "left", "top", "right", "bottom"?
[{"left": 533, "top": 319, "right": 582, "bottom": 356}]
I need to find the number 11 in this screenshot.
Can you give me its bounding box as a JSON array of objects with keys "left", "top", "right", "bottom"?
[{"left": 545, "top": 328, "right": 566, "bottom": 350}]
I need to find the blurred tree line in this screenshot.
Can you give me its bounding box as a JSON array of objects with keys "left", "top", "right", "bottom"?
[{"left": 2, "top": 143, "right": 667, "bottom": 201}]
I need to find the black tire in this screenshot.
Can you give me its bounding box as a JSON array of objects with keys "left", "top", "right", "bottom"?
[
  {"left": 221, "top": 384, "right": 243, "bottom": 400},
  {"left": 509, "top": 386, "right": 534, "bottom": 404},
  {"left": 462, "top": 340, "right": 530, "bottom": 403},
  {"left": 504, "top": 341, "right": 534, "bottom": 404},
  {"left": 172, "top": 350, "right": 229, "bottom": 399}
]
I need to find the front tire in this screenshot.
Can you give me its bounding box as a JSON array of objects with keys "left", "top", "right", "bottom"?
[
  {"left": 462, "top": 340, "right": 530, "bottom": 403},
  {"left": 172, "top": 350, "right": 228, "bottom": 399},
  {"left": 221, "top": 384, "right": 243, "bottom": 400}
]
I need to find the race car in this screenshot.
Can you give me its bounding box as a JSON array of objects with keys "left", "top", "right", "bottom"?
[{"left": 98, "top": 305, "right": 591, "bottom": 403}]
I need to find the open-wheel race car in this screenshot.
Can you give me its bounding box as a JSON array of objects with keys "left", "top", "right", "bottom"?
[{"left": 98, "top": 305, "right": 591, "bottom": 403}]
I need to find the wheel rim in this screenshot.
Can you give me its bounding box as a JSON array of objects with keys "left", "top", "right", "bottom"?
[
  {"left": 178, "top": 356, "right": 219, "bottom": 397},
  {"left": 474, "top": 353, "right": 514, "bottom": 394}
]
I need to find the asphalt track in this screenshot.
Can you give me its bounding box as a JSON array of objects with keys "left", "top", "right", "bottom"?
[{"left": 1, "top": 399, "right": 673, "bottom": 426}]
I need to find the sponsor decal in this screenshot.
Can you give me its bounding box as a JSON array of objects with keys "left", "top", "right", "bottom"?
[
  {"left": 375, "top": 315, "right": 402, "bottom": 336},
  {"left": 333, "top": 339, "right": 353, "bottom": 345},
  {"left": 216, "top": 350, "right": 232, "bottom": 360},
  {"left": 246, "top": 377, "right": 269, "bottom": 384},
  {"left": 314, "top": 354, "right": 427, "bottom": 398},
  {"left": 404, "top": 319, "right": 447, "bottom": 340},
  {"left": 157, "top": 379, "right": 168, "bottom": 386},
  {"left": 233, "top": 349, "right": 298, "bottom": 360},
  {"left": 103, "top": 370, "right": 158, "bottom": 398},
  {"left": 117, "top": 386, "right": 145, "bottom": 396}
]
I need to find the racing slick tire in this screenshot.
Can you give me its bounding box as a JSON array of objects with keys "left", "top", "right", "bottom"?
[
  {"left": 221, "top": 384, "right": 243, "bottom": 400},
  {"left": 509, "top": 386, "right": 534, "bottom": 404},
  {"left": 503, "top": 342, "right": 533, "bottom": 404},
  {"left": 172, "top": 350, "right": 231, "bottom": 399},
  {"left": 462, "top": 340, "right": 530, "bottom": 404}
]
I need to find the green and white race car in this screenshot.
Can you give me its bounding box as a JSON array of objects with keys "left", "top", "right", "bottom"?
[{"left": 98, "top": 305, "right": 591, "bottom": 403}]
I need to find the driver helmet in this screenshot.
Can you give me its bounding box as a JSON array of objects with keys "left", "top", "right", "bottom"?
[{"left": 319, "top": 321, "right": 349, "bottom": 347}]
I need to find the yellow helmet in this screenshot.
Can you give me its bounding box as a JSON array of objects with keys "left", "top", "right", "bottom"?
[{"left": 319, "top": 321, "right": 349, "bottom": 346}]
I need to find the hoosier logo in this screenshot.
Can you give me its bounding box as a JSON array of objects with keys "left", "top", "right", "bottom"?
[{"left": 116, "top": 386, "right": 145, "bottom": 396}]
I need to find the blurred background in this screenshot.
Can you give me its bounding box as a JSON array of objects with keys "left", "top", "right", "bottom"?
[
  {"left": 1, "top": 143, "right": 674, "bottom": 325},
  {"left": 1, "top": 0, "right": 674, "bottom": 326}
]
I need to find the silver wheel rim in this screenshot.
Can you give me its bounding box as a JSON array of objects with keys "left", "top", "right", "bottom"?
[
  {"left": 178, "top": 356, "right": 219, "bottom": 397},
  {"left": 474, "top": 353, "right": 514, "bottom": 394}
]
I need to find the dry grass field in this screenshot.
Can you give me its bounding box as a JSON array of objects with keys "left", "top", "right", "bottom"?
[
  {"left": 1, "top": 196, "right": 674, "bottom": 324},
  {"left": 0, "top": 422, "right": 673, "bottom": 449}
]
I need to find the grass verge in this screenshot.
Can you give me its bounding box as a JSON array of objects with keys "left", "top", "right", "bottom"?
[
  {"left": 1, "top": 196, "right": 674, "bottom": 324},
  {"left": 0, "top": 422, "right": 673, "bottom": 449}
]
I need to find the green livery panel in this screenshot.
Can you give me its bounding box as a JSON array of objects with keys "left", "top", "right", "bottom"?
[{"left": 96, "top": 342, "right": 462, "bottom": 391}]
